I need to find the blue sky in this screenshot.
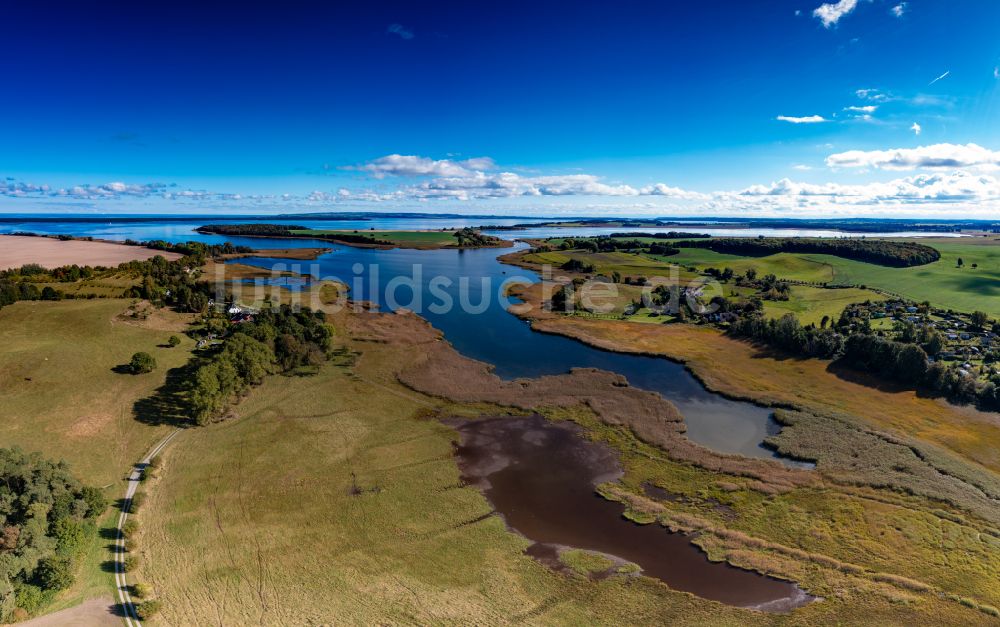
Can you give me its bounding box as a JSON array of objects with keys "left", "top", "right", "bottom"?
[{"left": 1, "top": 1, "right": 999, "bottom": 217}]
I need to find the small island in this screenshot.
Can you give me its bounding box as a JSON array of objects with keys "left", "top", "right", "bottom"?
[{"left": 196, "top": 224, "right": 511, "bottom": 250}]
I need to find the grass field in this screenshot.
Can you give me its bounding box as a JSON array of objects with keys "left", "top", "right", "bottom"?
[
  {"left": 137, "top": 341, "right": 780, "bottom": 625},
  {"left": 762, "top": 286, "right": 886, "bottom": 326},
  {"left": 510, "top": 281, "right": 1000, "bottom": 476},
  {"left": 657, "top": 238, "right": 1000, "bottom": 317},
  {"left": 522, "top": 249, "right": 702, "bottom": 282},
  {"left": 660, "top": 249, "right": 839, "bottom": 283},
  {"left": 0, "top": 299, "right": 195, "bottom": 485},
  {"left": 523, "top": 248, "right": 881, "bottom": 325},
  {"left": 133, "top": 309, "right": 999, "bottom": 625},
  {"left": 0, "top": 298, "right": 198, "bottom": 617},
  {"left": 34, "top": 273, "right": 138, "bottom": 298}
]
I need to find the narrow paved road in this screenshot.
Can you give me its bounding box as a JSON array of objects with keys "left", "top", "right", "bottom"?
[{"left": 114, "top": 429, "right": 181, "bottom": 626}]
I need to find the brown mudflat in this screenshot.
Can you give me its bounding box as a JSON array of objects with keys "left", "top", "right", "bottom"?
[{"left": 447, "top": 415, "right": 813, "bottom": 612}]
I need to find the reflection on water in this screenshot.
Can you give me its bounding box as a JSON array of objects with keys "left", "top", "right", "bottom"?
[
  {"left": 0, "top": 215, "right": 818, "bottom": 464},
  {"left": 232, "top": 244, "right": 808, "bottom": 464},
  {"left": 449, "top": 415, "right": 814, "bottom": 611}
]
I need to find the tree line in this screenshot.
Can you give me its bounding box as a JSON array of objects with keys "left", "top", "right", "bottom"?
[
  {"left": 728, "top": 312, "right": 1000, "bottom": 411},
  {"left": 556, "top": 237, "right": 679, "bottom": 256},
  {"left": 675, "top": 237, "right": 941, "bottom": 267},
  {"left": 0, "top": 448, "right": 107, "bottom": 622},
  {"left": 196, "top": 223, "right": 397, "bottom": 246},
  {"left": 0, "top": 239, "right": 255, "bottom": 313},
  {"left": 189, "top": 306, "right": 333, "bottom": 425}
]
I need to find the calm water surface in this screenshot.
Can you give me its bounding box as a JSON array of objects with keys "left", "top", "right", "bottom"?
[
  {"left": 449, "top": 415, "right": 813, "bottom": 610},
  {"left": 2, "top": 216, "right": 818, "bottom": 462},
  {"left": 236, "top": 243, "right": 803, "bottom": 463}
]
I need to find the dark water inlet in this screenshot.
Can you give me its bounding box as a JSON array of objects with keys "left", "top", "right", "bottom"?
[
  {"left": 448, "top": 415, "right": 814, "bottom": 612},
  {"left": 232, "top": 244, "right": 811, "bottom": 465}
]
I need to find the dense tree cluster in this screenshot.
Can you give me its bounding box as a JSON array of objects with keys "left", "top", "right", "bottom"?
[
  {"left": 195, "top": 223, "right": 308, "bottom": 236},
  {"left": 0, "top": 449, "right": 107, "bottom": 622},
  {"left": 557, "top": 237, "right": 679, "bottom": 256},
  {"left": 117, "top": 255, "right": 213, "bottom": 313},
  {"left": 189, "top": 306, "right": 332, "bottom": 425},
  {"left": 0, "top": 237, "right": 255, "bottom": 313},
  {"left": 729, "top": 309, "right": 1000, "bottom": 411},
  {"left": 675, "top": 237, "right": 941, "bottom": 267},
  {"left": 729, "top": 313, "right": 845, "bottom": 359},
  {"left": 124, "top": 239, "right": 253, "bottom": 257},
  {"left": 452, "top": 227, "right": 503, "bottom": 247},
  {"left": 560, "top": 258, "right": 596, "bottom": 273},
  {"left": 196, "top": 224, "right": 397, "bottom": 246}
]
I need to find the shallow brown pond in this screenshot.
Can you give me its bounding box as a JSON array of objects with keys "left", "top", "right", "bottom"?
[{"left": 447, "top": 415, "right": 813, "bottom": 612}]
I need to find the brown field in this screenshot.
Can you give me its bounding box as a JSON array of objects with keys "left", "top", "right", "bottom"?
[
  {"left": 0, "top": 235, "right": 181, "bottom": 270},
  {"left": 509, "top": 282, "right": 1000, "bottom": 475}
]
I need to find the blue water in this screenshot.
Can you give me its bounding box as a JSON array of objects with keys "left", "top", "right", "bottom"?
[
  {"left": 0, "top": 215, "right": 849, "bottom": 464},
  {"left": 0, "top": 215, "right": 962, "bottom": 244},
  {"left": 233, "top": 243, "right": 805, "bottom": 464}
]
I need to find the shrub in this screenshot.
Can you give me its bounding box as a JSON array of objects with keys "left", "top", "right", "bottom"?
[
  {"left": 129, "top": 493, "right": 145, "bottom": 513},
  {"left": 134, "top": 599, "right": 163, "bottom": 620},
  {"left": 132, "top": 583, "right": 153, "bottom": 599},
  {"left": 35, "top": 556, "right": 75, "bottom": 591},
  {"left": 13, "top": 583, "right": 47, "bottom": 615},
  {"left": 123, "top": 555, "right": 139, "bottom": 572},
  {"left": 121, "top": 519, "right": 139, "bottom": 538},
  {"left": 129, "top": 352, "right": 157, "bottom": 374}
]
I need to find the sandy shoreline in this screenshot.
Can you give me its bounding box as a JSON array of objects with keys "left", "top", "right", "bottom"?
[{"left": 0, "top": 235, "right": 181, "bottom": 270}]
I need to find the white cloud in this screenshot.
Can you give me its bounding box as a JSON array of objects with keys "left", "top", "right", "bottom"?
[
  {"left": 638, "top": 183, "right": 708, "bottom": 200},
  {"left": 386, "top": 23, "right": 414, "bottom": 40},
  {"left": 845, "top": 105, "right": 877, "bottom": 113},
  {"left": 792, "top": 164, "right": 813, "bottom": 171},
  {"left": 776, "top": 115, "right": 827, "bottom": 124},
  {"left": 994, "top": 66, "right": 999, "bottom": 79},
  {"left": 855, "top": 88, "right": 889, "bottom": 102},
  {"left": 813, "top": 0, "right": 859, "bottom": 28},
  {"left": 910, "top": 122, "right": 922, "bottom": 136},
  {"left": 826, "top": 143, "right": 1000, "bottom": 171},
  {"left": 928, "top": 70, "right": 950, "bottom": 86},
  {"left": 735, "top": 170, "right": 1000, "bottom": 206},
  {"left": 349, "top": 154, "right": 496, "bottom": 179},
  {"left": 891, "top": 3, "right": 906, "bottom": 17},
  {"left": 337, "top": 154, "right": 710, "bottom": 201}
]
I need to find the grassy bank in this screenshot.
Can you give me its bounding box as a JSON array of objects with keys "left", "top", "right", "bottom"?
[{"left": 133, "top": 306, "right": 999, "bottom": 624}]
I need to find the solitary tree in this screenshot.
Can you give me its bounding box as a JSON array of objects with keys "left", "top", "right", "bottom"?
[
  {"left": 971, "top": 311, "right": 989, "bottom": 330},
  {"left": 167, "top": 335, "right": 181, "bottom": 347},
  {"left": 129, "top": 352, "right": 157, "bottom": 374}
]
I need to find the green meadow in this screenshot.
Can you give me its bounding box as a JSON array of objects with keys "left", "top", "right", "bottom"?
[
  {"left": 658, "top": 237, "right": 1000, "bottom": 316},
  {"left": 291, "top": 229, "right": 459, "bottom": 247}
]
